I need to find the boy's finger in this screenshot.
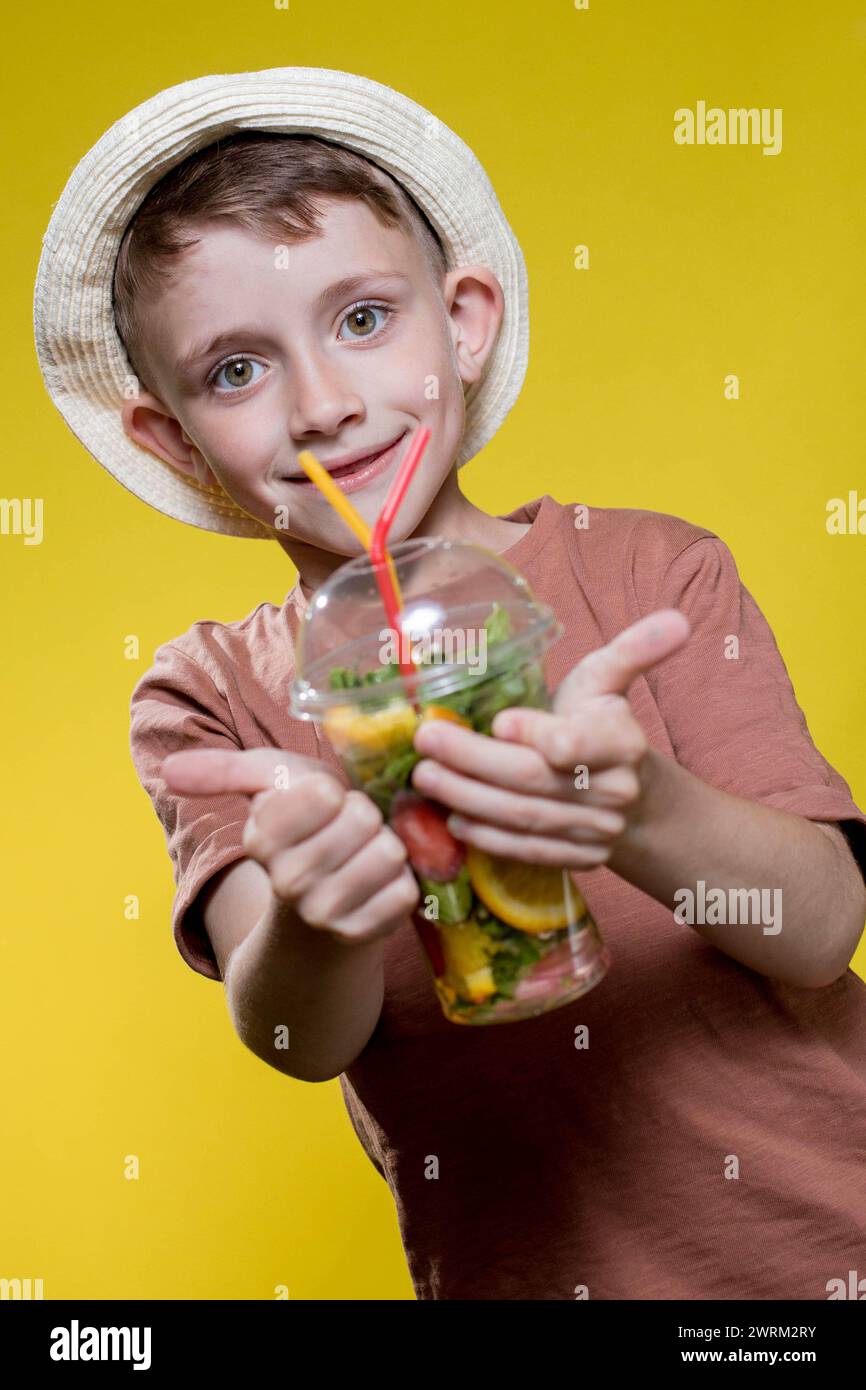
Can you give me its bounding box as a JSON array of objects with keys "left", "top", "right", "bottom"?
[
  {"left": 553, "top": 609, "right": 691, "bottom": 710},
  {"left": 489, "top": 701, "right": 646, "bottom": 771},
  {"left": 161, "top": 746, "right": 338, "bottom": 796}
]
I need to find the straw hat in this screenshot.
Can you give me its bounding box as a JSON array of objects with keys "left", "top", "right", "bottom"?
[{"left": 33, "top": 66, "right": 530, "bottom": 539}]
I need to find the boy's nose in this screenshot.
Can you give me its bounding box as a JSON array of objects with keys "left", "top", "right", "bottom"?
[{"left": 289, "top": 352, "right": 365, "bottom": 440}]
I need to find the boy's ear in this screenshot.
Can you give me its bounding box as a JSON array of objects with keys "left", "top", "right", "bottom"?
[
  {"left": 120, "top": 394, "right": 216, "bottom": 488},
  {"left": 443, "top": 266, "right": 505, "bottom": 387}
]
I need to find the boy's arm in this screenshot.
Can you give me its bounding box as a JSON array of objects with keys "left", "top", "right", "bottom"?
[
  {"left": 619, "top": 533, "right": 866, "bottom": 988},
  {"left": 129, "top": 642, "right": 389, "bottom": 1071},
  {"left": 194, "top": 857, "right": 388, "bottom": 1083},
  {"left": 608, "top": 746, "right": 866, "bottom": 989}
]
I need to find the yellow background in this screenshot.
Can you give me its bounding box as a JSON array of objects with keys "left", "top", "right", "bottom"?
[{"left": 4, "top": 1, "right": 865, "bottom": 1299}]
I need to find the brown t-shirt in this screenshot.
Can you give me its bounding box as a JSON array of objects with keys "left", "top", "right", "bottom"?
[{"left": 129, "top": 494, "right": 866, "bottom": 1300}]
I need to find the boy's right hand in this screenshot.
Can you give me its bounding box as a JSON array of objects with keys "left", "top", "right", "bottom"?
[{"left": 161, "top": 748, "right": 420, "bottom": 945}]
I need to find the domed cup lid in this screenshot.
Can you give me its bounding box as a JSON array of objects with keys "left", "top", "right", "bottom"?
[{"left": 289, "top": 536, "right": 562, "bottom": 720}]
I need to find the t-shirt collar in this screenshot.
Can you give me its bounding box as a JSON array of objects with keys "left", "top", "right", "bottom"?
[{"left": 286, "top": 494, "right": 554, "bottom": 614}]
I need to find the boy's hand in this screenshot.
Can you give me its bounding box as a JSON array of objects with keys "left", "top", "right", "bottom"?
[
  {"left": 161, "top": 747, "right": 419, "bottom": 945},
  {"left": 410, "top": 609, "right": 691, "bottom": 869}
]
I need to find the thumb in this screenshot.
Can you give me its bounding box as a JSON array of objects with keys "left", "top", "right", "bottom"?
[{"left": 553, "top": 608, "right": 691, "bottom": 713}]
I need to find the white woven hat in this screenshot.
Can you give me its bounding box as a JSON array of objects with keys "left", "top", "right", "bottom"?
[{"left": 33, "top": 66, "right": 529, "bottom": 539}]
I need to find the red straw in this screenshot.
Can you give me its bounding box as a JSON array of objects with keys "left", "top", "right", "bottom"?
[{"left": 371, "top": 426, "right": 431, "bottom": 705}]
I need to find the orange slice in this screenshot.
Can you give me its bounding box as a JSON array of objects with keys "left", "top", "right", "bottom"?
[
  {"left": 419, "top": 705, "right": 473, "bottom": 730},
  {"left": 465, "top": 847, "right": 587, "bottom": 934}
]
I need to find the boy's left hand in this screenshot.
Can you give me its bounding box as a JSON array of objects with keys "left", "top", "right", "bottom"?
[{"left": 410, "top": 609, "right": 691, "bottom": 868}]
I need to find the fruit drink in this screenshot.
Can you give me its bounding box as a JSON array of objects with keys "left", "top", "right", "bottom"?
[{"left": 291, "top": 539, "right": 611, "bottom": 1025}]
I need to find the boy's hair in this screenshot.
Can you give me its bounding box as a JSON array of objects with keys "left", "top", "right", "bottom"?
[{"left": 112, "top": 130, "right": 449, "bottom": 390}]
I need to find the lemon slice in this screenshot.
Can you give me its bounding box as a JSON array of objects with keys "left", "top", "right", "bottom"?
[
  {"left": 438, "top": 919, "right": 498, "bottom": 1002},
  {"left": 324, "top": 698, "right": 472, "bottom": 758},
  {"left": 323, "top": 700, "right": 418, "bottom": 756},
  {"left": 466, "top": 847, "right": 587, "bottom": 934}
]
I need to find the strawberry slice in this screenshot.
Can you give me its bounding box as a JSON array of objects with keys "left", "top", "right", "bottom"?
[
  {"left": 390, "top": 790, "right": 466, "bottom": 881},
  {"left": 513, "top": 939, "right": 576, "bottom": 1002}
]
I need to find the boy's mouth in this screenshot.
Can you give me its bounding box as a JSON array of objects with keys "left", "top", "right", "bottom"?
[{"left": 286, "top": 431, "right": 408, "bottom": 491}]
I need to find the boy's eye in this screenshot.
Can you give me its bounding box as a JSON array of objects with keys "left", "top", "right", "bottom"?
[
  {"left": 338, "top": 303, "right": 391, "bottom": 341},
  {"left": 209, "top": 358, "right": 266, "bottom": 392},
  {"left": 205, "top": 303, "right": 393, "bottom": 392}
]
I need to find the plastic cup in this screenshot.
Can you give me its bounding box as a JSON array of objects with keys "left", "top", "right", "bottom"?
[{"left": 289, "top": 537, "right": 611, "bottom": 1025}]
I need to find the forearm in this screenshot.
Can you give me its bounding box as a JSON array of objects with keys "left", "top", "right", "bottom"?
[
  {"left": 608, "top": 747, "right": 866, "bottom": 988},
  {"left": 224, "top": 895, "right": 388, "bottom": 1082}
]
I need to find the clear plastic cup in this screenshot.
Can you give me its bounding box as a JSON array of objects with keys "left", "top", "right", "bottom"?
[{"left": 289, "top": 537, "right": 611, "bottom": 1025}]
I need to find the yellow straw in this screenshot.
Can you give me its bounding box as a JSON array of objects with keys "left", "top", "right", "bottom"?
[{"left": 297, "top": 449, "right": 406, "bottom": 623}]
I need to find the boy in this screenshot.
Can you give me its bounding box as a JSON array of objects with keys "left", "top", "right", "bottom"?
[{"left": 35, "top": 67, "right": 866, "bottom": 1301}]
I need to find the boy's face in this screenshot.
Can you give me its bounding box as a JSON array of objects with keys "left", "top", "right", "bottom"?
[{"left": 122, "top": 197, "right": 504, "bottom": 581}]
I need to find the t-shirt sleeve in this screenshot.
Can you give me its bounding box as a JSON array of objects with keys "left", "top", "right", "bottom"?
[
  {"left": 129, "top": 641, "right": 253, "bottom": 982},
  {"left": 645, "top": 533, "right": 866, "bottom": 885}
]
